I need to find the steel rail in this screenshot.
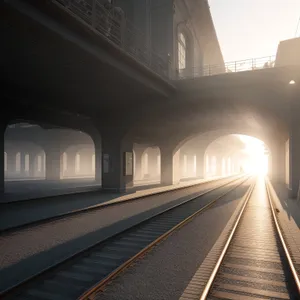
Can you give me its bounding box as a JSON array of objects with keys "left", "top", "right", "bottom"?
[
  {"left": 199, "top": 179, "right": 256, "bottom": 300},
  {"left": 78, "top": 176, "right": 251, "bottom": 299},
  {"left": 0, "top": 176, "right": 249, "bottom": 299},
  {"left": 266, "top": 179, "right": 300, "bottom": 295}
]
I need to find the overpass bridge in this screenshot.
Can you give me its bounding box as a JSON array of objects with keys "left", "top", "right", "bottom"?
[{"left": 2, "top": 0, "right": 300, "bottom": 198}]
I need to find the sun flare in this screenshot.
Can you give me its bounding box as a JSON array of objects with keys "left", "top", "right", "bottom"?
[{"left": 236, "top": 135, "right": 269, "bottom": 175}]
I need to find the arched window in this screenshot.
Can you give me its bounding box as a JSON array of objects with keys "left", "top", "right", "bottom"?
[{"left": 178, "top": 33, "right": 187, "bottom": 70}]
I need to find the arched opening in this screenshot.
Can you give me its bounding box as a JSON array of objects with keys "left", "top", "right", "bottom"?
[
  {"left": 205, "top": 154, "right": 210, "bottom": 176},
  {"left": 4, "top": 121, "right": 97, "bottom": 200},
  {"left": 75, "top": 152, "right": 81, "bottom": 175},
  {"left": 204, "top": 134, "right": 270, "bottom": 178},
  {"left": 135, "top": 146, "right": 161, "bottom": 186},
  {"left": 178, "top": 32, "right": 187, "bottom": 70}
]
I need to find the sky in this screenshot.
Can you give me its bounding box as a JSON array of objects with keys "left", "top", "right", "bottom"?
[{"left": 208, "top": 0, "right": 300, "bottom": 62}]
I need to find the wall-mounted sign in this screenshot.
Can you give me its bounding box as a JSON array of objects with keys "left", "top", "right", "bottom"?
[
  {"left": 103, "top": 154, "right": 110, "bottom": 173},
  {"left": 124, "top": 152, "right": 133, "bottom": 176}
]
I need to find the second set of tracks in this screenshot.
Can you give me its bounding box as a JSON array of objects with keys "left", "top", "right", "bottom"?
[
  {"left": 1, "top": 175, "right": 251, "bottom": 300},
  {"left": 196, "top": 178, "right": 300, "bottom": 300}
]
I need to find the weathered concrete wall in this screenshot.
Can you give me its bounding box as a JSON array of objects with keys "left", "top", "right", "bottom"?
[
  {"left": 275, "top": 37, "right": 300, "bottom": 67},
  {"left": 173, "top": 0, "right": 224, "bottom": 76}
]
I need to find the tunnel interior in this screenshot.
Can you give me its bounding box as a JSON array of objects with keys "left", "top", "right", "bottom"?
[
  {"left": 4, "top": 121, "right": 97, "bottom": 197},
  {"left": 3, "top": 121, "right": 290, "bottom": 200}
]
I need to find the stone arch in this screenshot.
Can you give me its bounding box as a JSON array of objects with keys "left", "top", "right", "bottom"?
[
  {"left": 140, "top": 146, "right": 161, "bottom": 183},
  {"left": 203, "top": 134, "right": 272, "bottom": 178},
  {"left": 63, "top": 141, "right": 96, "bottom": 179}
]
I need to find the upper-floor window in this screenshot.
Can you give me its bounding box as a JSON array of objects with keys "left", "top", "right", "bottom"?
[{"left": 178, "top": 33, "right": 186, "bottom": 70}]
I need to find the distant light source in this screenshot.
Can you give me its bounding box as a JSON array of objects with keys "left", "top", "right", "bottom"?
[{"left": 289, "top": 80, "right": 296, "bottom": 85}]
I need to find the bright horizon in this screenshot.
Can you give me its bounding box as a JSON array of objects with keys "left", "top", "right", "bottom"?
[
  {"left": 209, "top": 0, "right": 300, "bottom": 63},
  {"left": 236, "top": 135, "right": 268, "bottom": 174}
]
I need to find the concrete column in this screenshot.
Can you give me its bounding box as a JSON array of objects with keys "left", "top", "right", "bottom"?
[
  {"left": 196, "top": 153, "right": 204, "bottom": 178},
  {"left": 6, "top": 151, "right": 17, "bottom": 179},
  {"left": 270, "top": 142, "right": 285, "bottom": 183},
  {"left": 289, "top": 132, "right": 300, "bottom": 198},
  {"left": 95, "top": 140, "right": 102, "bottom": 184},
  {"left": 79, "top": 151, "right": 90, "bottom": 176},
  {"left": 29, "top": 152, "right": 38, "bottom": 177},
  {"left": 101, "top": 134, "right": 134, "bottom": 192},
  {"left": 0, "top": 126, "right": 4, "bottom": 194},
  {"left": 288, "top": 85, "right": 300, "bottom": 198},
  {"left": 216, "top": 157, "right": 222, "bottom": 176},
  {"left": 186, "top": 154, "right": 196, "bottom": 178},
  {"left": 148, "top": 149, "right": 159, "bottom": 179},
  {"left": 45, "top": 148, "right": 62, "bottom": 180},
  {"left": 180, "top": 152, "right": 186, "bottom": 178},
  {"left": 133, "top": 147, "right": 144, "bottom": 181},
  {"left": 66, "top": 149, "right": 76, "bottom": 177},
  {"left": 34, "top": 152, "right": 45, "bottom": 178},
  {"left": 160, "top": 146, "right": 180, "bottom": 185},
  {"left": 20, "top": 152, "right": 26, "bottom": 178}
]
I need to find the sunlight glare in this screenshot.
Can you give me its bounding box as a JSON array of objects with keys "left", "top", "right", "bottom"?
[{"left": 236, "top": 135, "right": 269, "bottom": 175}]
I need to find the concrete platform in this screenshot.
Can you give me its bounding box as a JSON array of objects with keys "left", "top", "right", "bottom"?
[
  {"left": 0, "top": 176, "right": 234, "bottom": 293},
  {"left": 268, "top": 180, "right": 300, "bottom": 276},
  {"left": 3, "top": 178, "right": 101, "bottom": 203},
  {"left": 2, "top": 178, "right": 163, "bottom": 203},
  {"left": 0, "top": 177, "right": 221, "bottom": 232}
]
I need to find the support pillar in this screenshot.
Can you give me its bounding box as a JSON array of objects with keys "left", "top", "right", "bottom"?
[
  {"left": 6, "top": 151, "right": 16, "bottom": 179},
  {"left": 95, "top": 140, "right": 102, "bottom": 184},
  {"left": 148, "top": 149, "right": 158, "bottom": 179},
  {"left": 216, "top": 157, "right": 222, "bottom": 176},
  {"left": 66, "top": 149, "right": 76, "bottom": 178},
  {"left": 20, "top": 152, "right": 26, "bottom": 178},
  {"left": 186, "top": 155, "right": 195, "bottom": 178},
  {"left": 0, "top": 126, "right": 4, "bottom": 194},
  {"left": 133, "top": 147, "right": 144, "bottom": 181},
  {"left": 288, "top": 84, "right": 300, "bottom": 198},
  {"left": 45, "top": 148, "right": 62, "bottom": 181},
  {"left": 180, "top": 152, "right": 186, "bottom": 178},
  {"left": 196, "top": 152, "right": 204, "bottom": 178},
  {"left": 289, "top": 132, "right": 300, "bottom": 198},
  {"left": 29, "top": 152, "right": 38, "bottom": 178},
  {"left": 101, "top": 134, "right": 134, "bottom": 192},
  {"left": 160, "top": 146, "right": 180, "bottom": 185},
  {"left": 270, "top": 141, "right": 285, "bottom": 183}
]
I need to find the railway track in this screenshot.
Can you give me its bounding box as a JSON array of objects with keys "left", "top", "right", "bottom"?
[
  {"left": 198, "top": 178, "right": 300, "bottom": 300},
  {"left": 1, "top": 175, "right": 239, "bottom": 234},
  {"left": 1, "top": 175, "right": 251, "bottom": 300}
]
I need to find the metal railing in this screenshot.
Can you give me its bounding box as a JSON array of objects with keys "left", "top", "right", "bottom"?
[
  {"left": 53, "top": 0, "right": 169, "bottom": 79},
  {"left": 175, "top": 55, "right": 276, "bottom": 80},
  {"left": 51, "top": 1, "right": 276, "bottom": 82}
]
